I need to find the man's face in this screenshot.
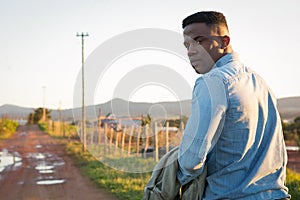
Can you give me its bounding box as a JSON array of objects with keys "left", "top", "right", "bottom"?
[{"left": 183, "top": 23, "right": 223, "bottom": 74}]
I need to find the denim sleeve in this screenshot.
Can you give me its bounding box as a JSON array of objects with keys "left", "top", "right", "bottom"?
[{"left": 177, "top": 74, "right": 227, "bottom": 185}]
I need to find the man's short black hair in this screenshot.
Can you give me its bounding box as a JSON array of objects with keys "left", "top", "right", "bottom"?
[{"left": 182, "top": 11, "right": 228, "bottom": 30}]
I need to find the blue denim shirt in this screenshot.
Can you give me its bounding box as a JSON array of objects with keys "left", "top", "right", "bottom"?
[{"left": 177, "top": 53, "right": 290, "bottom": 199}]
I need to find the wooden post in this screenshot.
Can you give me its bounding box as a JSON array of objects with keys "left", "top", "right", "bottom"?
[
  {"left": 97, "top": 115, "right": 101, "bottom": 144},
  {"left": 57, "top": 121, "right": 60, "bottom": 136},
  {"left": 79, "top": 121, "right": 82, "bottom": 139},
  {"left": 47, "top": 119, "right": 51, "bottom": 130},
  {"left": 90, "top": 129, "right": 94, "bottom": 145},
  {"left": 121, "top": 127, "right": 126, "bottom": 153},
  {"left": 52, "top": 120, "right": 55, "bottom": 132},
  {"left": 116, "top": 120, "right": 122, "bottom": 152},
  {"left": 104, "top": 123, "right": 108, "bottom": 145},
  {"left": 144, "top": 124, "right": 149, "bottom": 158},
  {"left": 110, "top": 127, "right": 114, "bottom": 147},
  {"left": 128, "top": 125, "right": 134, "bottom": 155},
  {"left": 115, "top": 131, "right": 119, "bottom": 149},
  {"left": 136, "top": 125, "right": 141, "bottom": 155},
  {"left": 180, "top": 121, "right": 185, "bottom": 134},
  {"left": 166, "top": 121, "right": 169, "bottom": 153},
  {"left": 55, "top": 121, "right": 59, "bottom": 136},
  {"left": 154, "top": 122, "right": 159, "bottom": 162},
  {"left": 63, "top": 121, "right": 66, "bottom": 138},
  {"left": 104, "top": 123, "right": 108, "bottom": 153}
]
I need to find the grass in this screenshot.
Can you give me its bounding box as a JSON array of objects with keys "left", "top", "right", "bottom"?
[
  {"left": 38, "top": 121, "right": 155, "bottom": 199},
  {"left": 65, "top": 141, "right": 152, "bottom": 200},
  {"left": 287, "top": 168, "right": 300, "bottom": 199},
  {"left": 39, "top": 121, "right": 79, "bottom": 139},
  {"left": 66, "top": 141, "right": 300, "bottom": 199},
  {"left": 39, "top": 122, "right": 300, "bottom": 199}
]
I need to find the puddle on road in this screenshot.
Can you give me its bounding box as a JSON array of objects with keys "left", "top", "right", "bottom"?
[
  {"left": 36, "top": 179, "right": 66, "bottom": 185},
  {"left": 19, "top": 131, "right": 27, "bottom": 137},
  {"left": 1, "top": 148, "right": 67, "bottom": 186},
  {"left": 27, "top": 152, "right": 54, "bottom": 160},
  {"left": 12, "top": 161, "right": 23, "bottom": 171},
  {"left": 35, "top": 162, "right": 54, "bottom": 171},
  {"left": 0, "top": 149, "right": 22, "bottom": 173},
  {"left": 33, "top": 154, "right": 67, "bottom": 184},
  {"left": 53, "top": 161, "right": 65, "bottom": 166},
  {"left": 17, "top": 180, "right": 25, "bottom": 185},
  {"left": 286, "top": 146, "right": 300, "bottom": 151},
  {"left": 29, "top": 152, "right": 65, "bottom": 178},
  {"left": 38, "top": 169, "right": 55, "bottom": 174},
  {"left": 35, "top": 153, "right": 46, "bottom": 160}
]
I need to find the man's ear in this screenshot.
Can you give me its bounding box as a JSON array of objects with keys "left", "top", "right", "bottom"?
[{"left": 221, "top": 36, "right": 230, "bottom": 49}]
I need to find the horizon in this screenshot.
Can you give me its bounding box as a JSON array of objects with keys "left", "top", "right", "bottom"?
[
  {"left": 1, "top": 1, "right": 300, "bottom": 109},
  {"left": 1, "top": 95, "right": 300, "bottom": 110}
]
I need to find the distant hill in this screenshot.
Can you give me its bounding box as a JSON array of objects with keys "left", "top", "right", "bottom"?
[
  {"left": 0, "top": 99, "right": 192, "bottom": 122},
  {"left": 0, "top": 96, "right": 299, "bottom": 121},
  {"left": 70, "top": 98, "right": 192, "bottom": 122},
  {"left": 0, "top": 104, "right": 34, "bottom": 118},
  {"left": 277, "top": 96, "right": 300, "bottom": 120}
]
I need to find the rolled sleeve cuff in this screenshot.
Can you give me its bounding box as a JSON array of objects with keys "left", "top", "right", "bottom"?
[{"left": 176, "top": 159, "right": 205, "bottom": 185}]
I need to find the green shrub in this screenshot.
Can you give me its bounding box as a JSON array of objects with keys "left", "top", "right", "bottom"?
[
  {"left": 287, "top": 168, "right": 300, "bottom": 199},
  {"left": 0, "top": 119, "right": 18, "bottom": 139}
]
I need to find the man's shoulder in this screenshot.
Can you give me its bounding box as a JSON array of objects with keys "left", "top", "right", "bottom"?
[
  {"left": 194, "top": 71, "right": 226, "bottom": 88},
  {"left": 210, "top": 59, "right": 254, "bottom": 83}
]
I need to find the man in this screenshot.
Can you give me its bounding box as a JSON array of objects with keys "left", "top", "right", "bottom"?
[{"left": 177, "top": 11, "right": 290, "bottom": 199}]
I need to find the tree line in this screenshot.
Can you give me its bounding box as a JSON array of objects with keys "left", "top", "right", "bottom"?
[{"left": 283, "top": 116, "right": 300, "bottom": 145}]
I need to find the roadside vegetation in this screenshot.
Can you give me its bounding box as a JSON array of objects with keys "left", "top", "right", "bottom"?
[
  {"left": 66, "top": 141, "right": 151, "bottom": 200},
  {"left": 283, "top": 116, "right": 300, "bottom": 146},
  {"left": 65, "top": 140, "right": 300, "bottom": 199},
  {"left": 0, "top": 118, "right": 18, "bottom": 139},
  {"left": 39, "top": 121, "right": 151, "bottom": 199},
  {"left": 39, "top": 121, "right": 78, "bottom": 139},
  {"left": 287, "top": 168, "right": 300, "bottom": 199},
  {"left": 37, "top": 114, "right": 300, "bottom": 200}
]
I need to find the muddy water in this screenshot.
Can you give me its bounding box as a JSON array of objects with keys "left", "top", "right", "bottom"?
[
  {"left": 0, "top": 141, "right": 66, "bottom": 186},
  {"left": 26, "top": 148, "right": 66, "bottom": 185},
  {"left": 36, "top": 179, "right": 66, "bottom": 185},
  {"left": 0, "top": 125, "right": 119, "bottom": 200},
  {"left": 0, "top": 149, "right": 22, "bottom": 173}
]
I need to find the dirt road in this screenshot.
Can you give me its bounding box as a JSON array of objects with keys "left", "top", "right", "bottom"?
[
  {"left": 287, "top": 150, "right": 300, "bottom": 173},
  {"left": 0, "top": 125, "right": 119, "bottom": 200}
]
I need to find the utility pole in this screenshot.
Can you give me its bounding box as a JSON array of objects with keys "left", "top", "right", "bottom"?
[
  {"left": 58, "top": 100, "right": 62, "bottom": 136},
  {"left": 77, "top": 32, "right": 89, "bottom": 152},
  {"left": 42, "top": 86, "right": 46, "bottom": 122}
]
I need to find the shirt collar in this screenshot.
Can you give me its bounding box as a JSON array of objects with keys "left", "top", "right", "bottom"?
[{"left": 214, "top": 52, "right": 239, "bottom": 69}]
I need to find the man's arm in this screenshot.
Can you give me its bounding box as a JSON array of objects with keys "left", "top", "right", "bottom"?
[{"left": 177, "top": 74, "right": 227, "bottom": 185}]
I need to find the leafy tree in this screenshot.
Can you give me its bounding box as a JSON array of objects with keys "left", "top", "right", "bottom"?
[
  {"left": 295, "top": 116, "right": 300, "bottom": 124},
  {"left": 141, "top": 114, "right": 151, "bottom": 127},
  {"left": 28, "top": 108, "right": 51, "bottom": 124},
  {"left": 294, "top": 116, "right": 300, "bottom": 132},
  {"left": 167, "top": 116, "right": 189, "bottom": 128},
  {"left": 282, "top": 116, "right": 300, "bottom": 147}
]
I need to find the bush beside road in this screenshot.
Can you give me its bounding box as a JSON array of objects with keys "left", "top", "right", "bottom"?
[{"left": 0, "top": 118, "right": 18, "bottom": 139}]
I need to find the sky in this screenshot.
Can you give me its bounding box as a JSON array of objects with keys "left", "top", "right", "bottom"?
[{"left": 1, "top": 0, "right": 300, "bottom": 109}]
